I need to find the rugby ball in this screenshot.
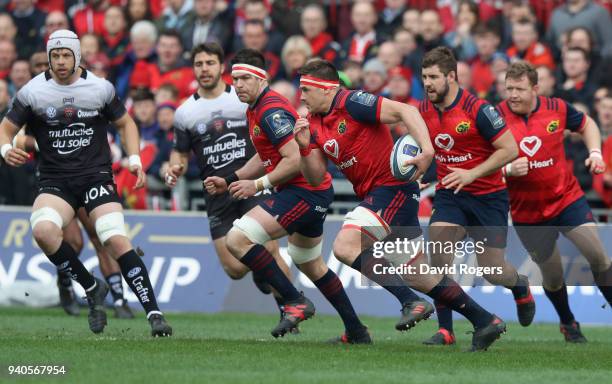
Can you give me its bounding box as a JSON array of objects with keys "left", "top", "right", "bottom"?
[{"left": 390, "top": 134, "right": 421, "bottom": 181}]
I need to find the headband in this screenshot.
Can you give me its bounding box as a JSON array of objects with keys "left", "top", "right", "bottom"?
[
  {"left": 299, "top": 75, "right": 340, "bottom": 89},
  {"left": 231, "top": 63, "right": 268, "bottom": 80}
]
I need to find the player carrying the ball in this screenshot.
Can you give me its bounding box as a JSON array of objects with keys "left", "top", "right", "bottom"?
[
  {"left": 296, "top": 59, "right": 507, "bottom": 351},
  {"left": 499, "top": 61, "right": 611, "bottom": 342},
  {"left": 419, "top": 47, "right": 534, "bottom": 346}
]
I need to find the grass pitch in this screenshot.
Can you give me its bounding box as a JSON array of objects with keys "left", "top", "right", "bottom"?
[{"left": 0, "top": 307, "right": 611, "bottom": 384}]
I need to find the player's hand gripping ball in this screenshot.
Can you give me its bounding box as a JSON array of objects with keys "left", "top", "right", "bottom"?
[{"left": 390, "top": 134, "right": 422, "bottom": 181}]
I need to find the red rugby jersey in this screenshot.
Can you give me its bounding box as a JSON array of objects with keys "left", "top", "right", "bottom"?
[
  {"left": 420, "top": 88, "right": 509, "bottom": 195},
  {"left": 307, "top": 89, "right": 404, "bottom": 199},
  {"left": 497, "top": 96, "right": 587, "bottom": 223},
  {"left": 247, "top": 88, "right": 332, "bottom": 191}
]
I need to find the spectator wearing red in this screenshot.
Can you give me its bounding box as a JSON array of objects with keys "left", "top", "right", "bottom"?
[
  {"left": 339, "top": 1, "right": 383, "bottom": 64},
  {"left": 593, "top": 91, "right": 612, "bottom": 207},
  {"left": 506, "top": 18, "right": 555, "bottom": 70},
  {"left": 152, "top": 30, "right": 195, "bottom": 100},
  {"left": 73, "top": 0, "right": 109, "bottom": 37},
  {"left": 80, "top": 33, "right": 101, "bottom": 65},
  {"left": 102, "top": 6, "right": 130, "bottom": 67},
  {"left": 115, "top": 88, "right": 159, "bottom": 209},
  {"left": 301, "top": 4, "right": 340, "bottom": 65},
  {"left": 471, "top": 22, "right": 503, "bottom": 99}
]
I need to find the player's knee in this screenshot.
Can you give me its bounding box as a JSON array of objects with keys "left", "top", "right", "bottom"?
[
  {"left": 332, "top": 236, "right": 355, "bottom": 264},
  {"left": 32, "top": 222, "right": 62, "bottom": 248},
  {"left": 30, "top": 208, "right": 63, "bottom": 246},
  {"left": 224, "top": 265, "right": 249, "bottom": 280},
  {"left": 343, "top": 206, "right": 391, "bottom": 242},
  {"left": 225, "top": 228, "right": 249, "bottom": 256},
  {"left": 94, "top": 212, "right": 127, "bottom": 245},
  {"left": 226, "top": 216, "right": 270, "bottom": 256},
  {"left": 542, "top": 279, "right": 564, "bottom": 292},
  {"left": 288, "top": 242, "right": 321, "bottom": 266}
]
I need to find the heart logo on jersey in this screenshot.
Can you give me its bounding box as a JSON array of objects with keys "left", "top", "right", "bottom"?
[
  {"left": 323, "top": 139, "right": 339, "bottom": 159},
  {"left": 434, "top": 134, "right": 454, "bottom": 151},
  {"left": 520, "top": 136, "right": 542, "bottom": 157}
]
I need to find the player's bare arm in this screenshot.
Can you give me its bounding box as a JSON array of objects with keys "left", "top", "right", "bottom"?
[
  {"left": 580, "top": 116, "right": 606, "bottom": 174},
  {"left": 228, "top": 140, "right": 300, "bottom": 200},
  {"left": 0, "top": 117, "right": 29, "bottom": 167},
  {"left": 13, "top": 131, "right": 38, "bottom": 152},
  {"left": 294, "top": 117, "right": 327, "bottom": 186},
  {"left": 164, "top": 150, "right": 188, "bottom": 187},
  {"left": 113, "top": 112, "right": 145, "bottom": 189},
  {"left": 443, "top": 130, "right": 518, "bottom": 193},
  {"left": 379, "top": 98, "right": 434, "bottom": 181},
  {"left": 505, "top": 156, "right": 529, "bottom": 177},
  {"left": 204, "top": 153, "right": 265, "bottom": 195}
]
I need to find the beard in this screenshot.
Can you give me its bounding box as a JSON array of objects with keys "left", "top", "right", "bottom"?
[
  {"left": 199, "top": 71, "right": 222, "bottom": 90},
  {"left": 428, "top": 80, "right": 449, "bottom": 104}
]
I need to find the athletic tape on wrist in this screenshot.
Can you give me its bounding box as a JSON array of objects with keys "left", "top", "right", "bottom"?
[{"left": 128, "top": 154, "right": 142, "bottom": 168}]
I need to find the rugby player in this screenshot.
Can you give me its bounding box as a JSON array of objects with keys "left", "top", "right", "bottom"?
[
  {"left": 205, "top": 49, "right": 368, "bottom": 341},
  {"left": 296, "top": 59, "right": 507, "bottom": 350},
  {"left": 14, "top": 57, "right": 134, "bottom": 319},
  {"left": 164, "top": 42, "right": 294, "bottom": 322},
  {"left": 499, "top": 61, "right": 611, "bottom": 342},
  {"left": 419, "top": 47, "right": 534, "bottom": 346},
  {"left": 0, "top": 30, "right": 171, "bottom": 336}
]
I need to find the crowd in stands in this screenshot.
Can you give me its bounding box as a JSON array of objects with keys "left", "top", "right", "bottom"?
[{"left": 0, "top": 0, "right": 611, "bottom": 210}]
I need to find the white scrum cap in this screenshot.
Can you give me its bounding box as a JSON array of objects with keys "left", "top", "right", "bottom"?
[{"left": 46, "top": 29, "right": 81, "bottom": 73}]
